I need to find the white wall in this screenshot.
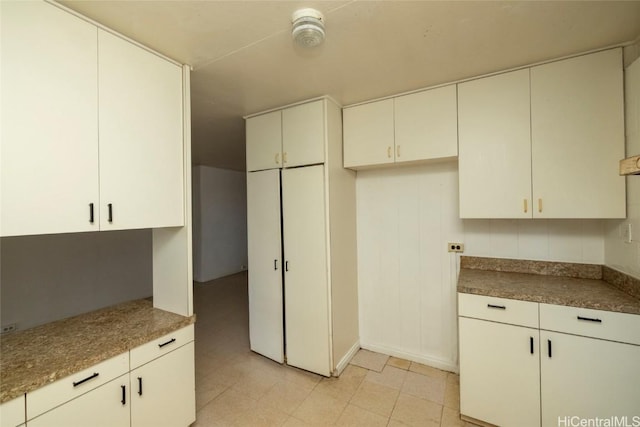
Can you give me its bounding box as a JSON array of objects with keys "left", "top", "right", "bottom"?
[
  {"left": 605, "top": 55, "right": 640, "bottom": 279},
  {"left": 192, "top": 165, "right": 247, "bottom": 282},
  {"left": 356, "top": 161, "right": 605, "bottom": 371},
  {"left": 1, "top": 229, "right": 152, "bottom": 331}
]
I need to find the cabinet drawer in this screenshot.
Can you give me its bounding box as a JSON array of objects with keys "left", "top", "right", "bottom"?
[
  {"left": 130, "top": 324, "right": 194, "bottom": 369},
  {"left": 539, "top": 304, "right": 640, "bottom": 345},
  {"left": 27, "top": 352, "right": 128, "bottom": 420},
  {"left": 458, "top": 293, "right": 538, "bottom": 328}
]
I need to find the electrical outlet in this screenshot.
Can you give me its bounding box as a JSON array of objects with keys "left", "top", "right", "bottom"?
[
  {"left": 1, "top": 323, "right": 17, "bottom": 334},
  {"left": 448, "top": 242, "right": 465, "bottom": 253}
]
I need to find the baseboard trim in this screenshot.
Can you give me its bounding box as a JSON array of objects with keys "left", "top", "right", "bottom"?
[
  {"left": 333, "top": 340, "right": 360, "bottom": 377},
  {"left": 359, "top": 341, "right": 458, "bottom": 373}
]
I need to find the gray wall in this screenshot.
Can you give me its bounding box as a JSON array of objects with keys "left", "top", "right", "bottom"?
[
  {"left": 192, "top": 165, "right": 247, "bottom": 282},
  {"left": 1, "top": 229, "right": 152, "bottom": 331}
]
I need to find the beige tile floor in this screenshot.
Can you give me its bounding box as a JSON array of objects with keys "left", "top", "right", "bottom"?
[{"left": 193, "top": 272, "right": 479, "bottom": 427}]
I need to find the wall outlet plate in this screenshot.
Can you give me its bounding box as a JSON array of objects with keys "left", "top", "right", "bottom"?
[
  {"left": 448, "top": 242, "right": 464, "bottom": 253},
  {"left": 1, "top": 323, "right": 17, "bottom": 334}
]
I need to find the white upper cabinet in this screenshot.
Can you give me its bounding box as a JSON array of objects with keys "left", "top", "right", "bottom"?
[
  {"left": 458, "top": 48, "right": 625, "bottom": 219},
  {"left": 530, "top": 48, "right": 625, "bottom": 218},
  {"left": 1, "top": 2, "right": 185, "bottom": 237},
  {"left": 98, "top": 30, "right": 184, "bottom": 230},
  {"left": 458, "top": 69, "right": 532, "bottom": 219},
  {"left": 343, "top": 85, "right": 458, "bottom": 169},
  {"left": 343, "top": 99, "right": 395, "bottom": 168},
  {"left": 1, "top": 1, "right": 99, "bottom": 236},
  {"left": 246, "top": 100, "right": 325, "bottom": 171},
  {"left": 246, "top": 111, "right": 282, "bottom": 171},
  {"left": 282, "top": 100, "right": 325, "bottom": 167},
  {"left": 394, "top": 85, "right": 458, "bottom": 163}
]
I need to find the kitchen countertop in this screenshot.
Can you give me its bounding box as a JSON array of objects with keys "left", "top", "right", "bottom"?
[
  {"left": 458, "top": 257, "right": 640, "bottom": 316},
  {"left": 0, "top": 299, "right": 195, "bottom": 403}
]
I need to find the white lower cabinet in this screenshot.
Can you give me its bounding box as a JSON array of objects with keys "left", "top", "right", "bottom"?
[
  {"left": 0, "top": 395, "right": 25, "bottom": 427},
  {"left": 21, "top": 326, "right": 195, "bottom": 427},
  {"left": 459, "top": 318, "right": 540, "bottom": 427},
  {"left": 28, "top": 375, "right": 130, "bottom": 427},
  {"left": 130, "top": 325, "right": 196, "bottom": 427},
  {"left": 540, "top": 331, "right": 640, "bottom": 425},
  {"left": 459, "top": 293, "right": 640, "bottom": 427},
  {"left": 458, "top": 295, "right": 540, "bottom": 427}
]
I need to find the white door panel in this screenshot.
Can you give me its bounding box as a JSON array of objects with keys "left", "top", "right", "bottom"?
[
  {"left": 282, "top": 165, "right": 331, "bottom": 376},
  {"left": 247, "top": 170, "right": 284, "bottom": 363}
]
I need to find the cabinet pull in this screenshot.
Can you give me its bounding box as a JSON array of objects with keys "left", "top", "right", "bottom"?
[
  {"left": 137, "top": 377, "right": 143, "bottom": 396},
  {"left": 158, "top": 338, "right": 176, "bottom": 348},
  {"left": 73, "top": 372, "right": 99, "bottom": 387},
  {"left": 523, "top": 199, "right": 528, "bottom": 213},
  {"left": 547, "top": 339, "right": 552, "bottom": 358},
  {"left": 396, "top": 145, "right": 401, "bottom": 158},
  {"left": 274, "top": 259, "right": 278, "bottom": 270},
  {"left": 283, "top": 152, "right": 287, "bottom": 164},
  {"left": 121, "top": 385, "right": 126, "bottom": 405},
  {"left": 275, "top": 153, "right": 280, "bottom": 165},
  {"left": 285, "top": 261, "right": 289, "bottom": 272},
  {"left": 577, "top": 316, "right": 602, "bottom": 323},
  {"left": 387, "top": 146, "right": 392, "bottom": 158},
  {"left": 530, "top": 337, "right": 534, "bottom": 354},
  {"left": 538, "top": 198, "right": 543, "bottom": 213},
  {"left": 487, "top": 304, "right": 506, "bottom": 310},
  {"left": 108, "top": 203, "right": 113, "bottom": 223},
  {"left": 89, "top": 203, "right": 94, "bottom": 223}
]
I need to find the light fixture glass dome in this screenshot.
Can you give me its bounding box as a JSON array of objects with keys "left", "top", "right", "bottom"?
[{"left": 292, "top": 8, "right": 325, "bottom": 48}]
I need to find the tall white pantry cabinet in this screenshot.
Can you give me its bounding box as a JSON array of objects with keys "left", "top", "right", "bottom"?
[{"left": 245, "top": 98, "right": 359, "bottom": 377}]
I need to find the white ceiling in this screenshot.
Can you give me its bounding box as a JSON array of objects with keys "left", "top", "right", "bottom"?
[{"left": 59, "top": 0, "right": 640, "bottom": 171}]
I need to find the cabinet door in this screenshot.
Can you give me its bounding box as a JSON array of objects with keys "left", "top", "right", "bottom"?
[
  {"left": 541, "top": 331, "right": 640, "bottom": 424},
  {"left": 282, "top": 100, "right": 325, "bottom": 168},
  {"left": 459, "top": 317, "right": 540, "bottom": 427},
  {"left": 0, "top": 395, "right": 25, "bottom": 427},
  {"left": 394, "top": 85, "right": 458, "bottom": 163},
  {"left": 1, "top": 1, "right": 99, "bottom": 236},
  {"left": 28, "top": 375, "right": 129, "bottom": 427},
  {"left": 531, "top": 49, "right": 625, "bottom": 218},
  {"left": 282, "top": 166, "right": 331, "bottom": 376},
  {"left": 458, "top": 69, "right": 532, "bottom": 218},
  {"left": 98, "top": 30, "right": 184, "bottom": 230},
  {"left": 131, "top": 342, "right": 195, "bottom": 427},
  {"left": 247, "top": 170, "right": 284, "bottom": 363},
  {"left": 246, "top": 111, "right": 282, "bottom": 172},
  {"left": 343, "top": 99, "right": 395, "bottom": 169}
]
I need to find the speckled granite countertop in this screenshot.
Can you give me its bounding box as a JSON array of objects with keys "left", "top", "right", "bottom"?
[
  {"left": 0, "top": 299, "right": 195, "bottom": 403},
  {"left": 458, "top": 257, "right": 640, "bottom": 316}
]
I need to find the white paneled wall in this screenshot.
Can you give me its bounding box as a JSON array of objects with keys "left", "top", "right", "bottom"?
[
  {"left": 605, "top": 55, "right": 640, "bottom": 280},
  {"left": 464, "top": 219, "right": 604, "bottom": 263},
  {"left": 357, "top": 162, "right": 463, "bottom": 371},
  {"left": 356, "top": 161, "right": 606, "bottom": 371}
]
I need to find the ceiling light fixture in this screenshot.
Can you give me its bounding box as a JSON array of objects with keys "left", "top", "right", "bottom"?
[{"left": 291, "top": 8, "right": 325, "bottom": 48}]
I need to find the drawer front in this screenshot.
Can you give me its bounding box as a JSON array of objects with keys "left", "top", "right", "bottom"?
[
  {"left": 1, "top": 395, "right": 25, "bottom": 427},
  {"left": 540, "top": 304, "right": 640, "bottom": 345},
  {"left": 458, "top": 293, "right": 539, "bottom": 328},
  {"left": 130, "top": 324, "right": 194, "bottom": 369},
  {"left": 27, "top": 352, "right": 128, "bottom": 420}
]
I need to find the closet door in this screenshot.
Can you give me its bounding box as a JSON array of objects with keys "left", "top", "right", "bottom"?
[
  {"left": 247, "top": 169, "right": 284, "bottom": 363},
  {"left": 282, "top": 165, "right": 331, "bottom": 376}
]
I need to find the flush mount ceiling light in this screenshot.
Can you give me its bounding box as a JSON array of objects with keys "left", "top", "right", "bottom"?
[{"left": 291, "top": 8, "right": 325, "bottom": 48}]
